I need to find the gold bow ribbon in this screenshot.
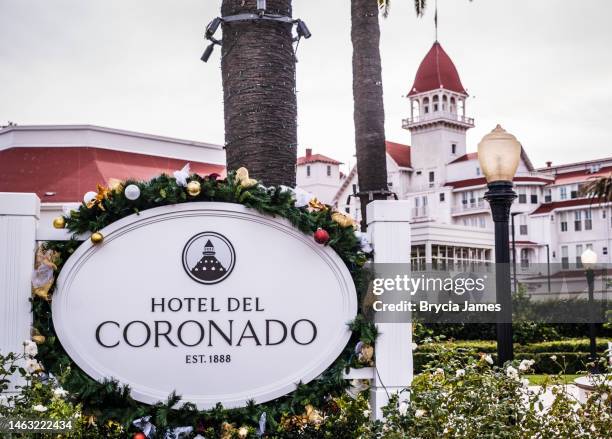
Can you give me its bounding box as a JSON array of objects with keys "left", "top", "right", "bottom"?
[
  {"left": 308, "top": 197, "right": 328, "bottom": 212},
  {"left": 235, "top": 167, "right": 258, "bottom": 189},
  {"left": 87, "top": 184, "right": 111, "bottom": 210}
]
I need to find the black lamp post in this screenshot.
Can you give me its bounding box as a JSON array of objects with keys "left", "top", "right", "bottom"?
[
  {"left": 478, "top": 125, "right": 522, "bottom": 366},
  {"left": 581, "top": 248, "right": 598, "bottom": 372}
]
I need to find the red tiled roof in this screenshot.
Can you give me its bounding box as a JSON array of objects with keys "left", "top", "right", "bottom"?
[
  {"left": 408, "top": 42, "right": 467, "bottom": 96},
  {"left": 530, "top": 198, "right": 610, "bottom": 215},
  {"left": 297, "top": 153, "right": 341, "bottom": 165},
  {"left": 386, "top": 141, "right": 411, "bottom": 168},
  {"left": 0, "top": 147, "right": 225, "bottom": 202},
  {"left": 449, "top": 152, "right": 477, "bottom": 164},
  {"left": 446, "top": 176, "right": 552, "bottom": 189},
  {"left": 549, "top": 166, "right": 612, "bottom": 186}
]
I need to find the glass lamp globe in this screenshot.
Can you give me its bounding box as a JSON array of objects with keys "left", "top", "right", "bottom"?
[
  {"left": 581, "top": 248, "right": 598, "bottom": 268},
  {"left": 478, "top": 125, "right": 522, "bottom": 183}
]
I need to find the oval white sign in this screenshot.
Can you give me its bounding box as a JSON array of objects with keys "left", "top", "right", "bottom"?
[{"left": 53, "top": 203, "right": 357, "bottom": 409}]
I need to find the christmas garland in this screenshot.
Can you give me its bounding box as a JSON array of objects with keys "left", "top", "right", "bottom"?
[{"left": 31, "top": 166, "right": 377, "bottom": 437}]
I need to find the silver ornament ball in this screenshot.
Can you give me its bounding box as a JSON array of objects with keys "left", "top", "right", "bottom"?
[
  {"left": 83, "top": 191, "right": 97, "bottom": 204},
  {"left": 124, "top": 184, "right": 141, "bottom": 201}
]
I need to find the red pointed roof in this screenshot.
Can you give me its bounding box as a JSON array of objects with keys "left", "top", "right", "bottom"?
[
  {"left": 408, "top": 42, "right": 467, "bottom": 96},
  {"left": 385, "top": 141, "right": 411, "bottom": 168}
]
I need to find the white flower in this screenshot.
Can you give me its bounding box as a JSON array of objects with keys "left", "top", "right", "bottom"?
[
  {"left": 294, "top": 187, "right": 314, "bottom": 208},
  {"left": 32, "top": 404, "right": 47, "bottom": 412},
  {"left": 434, "top": 368, "right": 444, "bottom": 376},
  {"left": 23, "top": 340, "right": 38, "bottom": 357},
  {"left": 53, "top": 387, "right": 68, "bottom": 398},
  {"left": 483, "top": 354, "right": 494, "bottom": 365},
  {"left": 173, "top": 163, "right": 191, "bottom": 186},
  {"left": 363, "top": 409, "right": 371, "bottom": 418},
  {"left": 520, "top": 378, "right": 530, "bottom": 388},
  {"left": 238, "top": 426, "right": 248, "bottom": 438},
  {"left": 455, "top": 369, "right": 465, "bottom": 378},
  {"left": 506, "top": 365, "right": 519, "bottom": 381},
  {"left": 415, "top": 409, "right": 426, "bottom": 418},
  {"left": 411, "top": 342, "right": 418, "bottom": 351},
  {"left": 354, "top": 231, "right": 373, "bottom": 253},
  {"left": 25, "top": 358, "right": 41, "bottom": 374},
  {"left": 518, "top": 359, "right": 535, "bottom": 372},
  {"left": 398, "top": 401, "right": 409, "bottom": 416},
  {"left": 550, "top": 355, "right": 557, "bottom": 361}
]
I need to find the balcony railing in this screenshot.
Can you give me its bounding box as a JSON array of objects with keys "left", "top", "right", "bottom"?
[
  {"left": 402, "top": 111, "right": 475, "bottom": 128},
  {"left": 451, "top": 200, "right": 486, "bottom": 214}
]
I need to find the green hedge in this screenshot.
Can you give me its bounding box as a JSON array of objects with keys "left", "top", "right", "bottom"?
[{"left": 414, "top": 338, "right": 611, "bottom": 374}]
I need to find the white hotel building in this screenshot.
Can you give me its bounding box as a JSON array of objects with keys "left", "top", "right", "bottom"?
[
  {"left": 1, "top": 42, "right": 610, "bottom": 279},
  {"left": 298, "top": 42, "right": 612, "bottom": 274}
]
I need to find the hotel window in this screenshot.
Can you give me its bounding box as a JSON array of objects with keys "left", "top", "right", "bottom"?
[
  {"left": 451, "top": 143, "right": 457, "bottom": 154},
  {"left": 520, "top": 248, "right": 530, "bottom": 268},
  {"left": 559, "top": 186, "right": 567, "bottom": 200},
  {"left": 530, "top": 188, "right": 538, "bottom": 204},
  {"left": 544, "top": 189, "right": 552, "bottom": 203},
  {"left": 306, "top": 165, "right": 311, "bottom": 177},
  {"left": 561, "top": 246, "right": 569, "bottom": 269},
  {"left": 433, "top": 95, "right": 439, "bottom": 112},
  {"left": 560, "top": 212, "right": 567, "bottom": 232},
  {"left": 574, "top": 211, "right": 582, "bottom": 231},
  {"left": 479, "top": 217, "right": 486, "bottom": 228},
  {"left": 519, "top": 215, "right": 528, "bottom": 235},
  {"left": 469, "top": 191, "right": 476, "bottom": 206},
  {"left": 429, "top": 171, "right": 435, "bottom": 187},
  {"left": 462, "top": 192, "right": 468, "bottom": 206},
  {"left": 470, "top": 217, "right": 477, "bottom": 227},
  {"left": 518, "top": 187, "right": 527, "bottom": 204},
  {"left": 604, "top": 247, "right": 608, "bottom": 256},
  {"left": 570, "top": 185, "right": 578, "bottom": 199},
  {"left": 585, "top": 210, "right": 592, "bottom": 230},
  {"left": 439, "top": 193, "right": 445, "bottom": 202},
  {"left": 326, "top": 165, "right": 331, "bottom": 176},
  {"left": 575, "top": 244, "right": 583, "bottom": 268},
  {"left": 476, "top": 167, "right": 481, "bottom": 176}
]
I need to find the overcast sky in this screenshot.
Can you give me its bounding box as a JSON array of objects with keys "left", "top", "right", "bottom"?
[{"left": 1, "top": 0, "right": 611, "bottom": 172}]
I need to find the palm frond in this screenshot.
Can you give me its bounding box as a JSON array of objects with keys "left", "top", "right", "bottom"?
[
  {"left": 378, "top": 0, "right": 391, "bottom": 18},
  {"left": 580, "top": 174, "right": 612, "bottom": 203},
  {"left": 414, "top": 0, "right": 427, "bottom": 17}
]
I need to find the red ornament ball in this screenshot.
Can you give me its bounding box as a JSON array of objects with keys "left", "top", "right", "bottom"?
[
  {"left": 314, "top": 228, "right": 330, "bottom": 244},
  {"left": 133, "top": 433, "right": 147, "bottom": 439}
]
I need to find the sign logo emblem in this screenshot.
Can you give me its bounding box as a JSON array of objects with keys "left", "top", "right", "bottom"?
[{"left": 182, "top": 232, "right": 236, "bottom": 284}]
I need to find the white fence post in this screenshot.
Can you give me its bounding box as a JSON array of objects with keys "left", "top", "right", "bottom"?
[
  {"left": 367, "top": 200, "right": 413, "bottom": 420},
  {"left": 0, "top": 192, "right": 40, "bottom": 389}
]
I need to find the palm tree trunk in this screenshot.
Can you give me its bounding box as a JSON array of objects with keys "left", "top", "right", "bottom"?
[
  {"left": 351, "top": 0, "right": 389, "bottom": 230},
  {"left": 221, "top": 0, "right": 297, "bottom": 187}
]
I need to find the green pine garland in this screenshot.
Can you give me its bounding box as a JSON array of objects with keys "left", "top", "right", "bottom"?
[{"left": 34, "top": 170, "right": 377, "bottom": 437}]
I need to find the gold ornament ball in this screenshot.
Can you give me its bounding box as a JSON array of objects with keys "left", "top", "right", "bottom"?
[
  {"left": 52, "top": 216, "right": 66, "bottom": 229},
  {"left": 90, "top": 232, "right": 104, "bottom": 244},
  {"left": 186, "top": 180, "right": 201, "bottom": 197}
]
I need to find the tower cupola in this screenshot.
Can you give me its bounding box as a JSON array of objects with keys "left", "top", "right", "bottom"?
[{"left": 403, "top": 42, "right": 474, "bottom": 132}]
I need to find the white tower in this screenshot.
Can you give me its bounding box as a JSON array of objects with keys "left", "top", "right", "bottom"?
[{"left": 402, "top": 42, "right": 474, "bottom": 186}]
